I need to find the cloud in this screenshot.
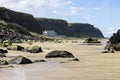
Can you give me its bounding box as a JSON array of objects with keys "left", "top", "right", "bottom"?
[{"left": 105, "top": 27, "right": 117, "bottom": 37}]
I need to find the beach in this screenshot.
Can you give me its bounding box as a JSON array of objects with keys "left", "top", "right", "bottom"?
[{"left": 1, "top": 39, "right": 120, "bottom": 80}]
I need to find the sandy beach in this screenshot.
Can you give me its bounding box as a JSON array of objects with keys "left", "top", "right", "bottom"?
[{"left": 1, "top": 39, "right": 120, "bottom": 80}]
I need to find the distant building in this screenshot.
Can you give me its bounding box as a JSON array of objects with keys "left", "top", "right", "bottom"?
[{"left": 43, "top": 30, "right": 57, "bottom": 37}]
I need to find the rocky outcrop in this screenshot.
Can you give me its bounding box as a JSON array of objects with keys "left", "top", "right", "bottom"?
[
  {"left": 0, "top": 7, "right": 42, "bottom": 33},
  {"left": 110, "top": 29, "right": 120, "bottom": 44},
  {"left": 45, "top": 50, "right": 74, "bottom": 58},
  {"left": 109, "top": 29, "right": 120, "bottom": 51}
]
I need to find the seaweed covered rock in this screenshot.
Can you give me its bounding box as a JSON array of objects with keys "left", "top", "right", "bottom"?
[
  {"left": 30, "top": 46, "right": 42, "bottom": 53},
  {"left": 7, "top": 45, "right": 24, "bottom": 51},
  {"left": 45, "top": 50, "right": 74, "bottom": 58},
  {"left": 8, "top": 56, "right": 32, "bottom": 64},
  {"left": 0, "top": 60, "right": 8, "bottom": 65},
  {"left": 84, "top": 38, "right": 101, "bottom": 43}
]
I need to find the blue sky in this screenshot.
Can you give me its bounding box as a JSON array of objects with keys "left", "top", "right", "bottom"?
[{"left": 0, "top": 0, "right": 119, "bottom": 37}]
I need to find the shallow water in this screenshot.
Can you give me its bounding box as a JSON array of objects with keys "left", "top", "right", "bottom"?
[{"left": 0, "top": 62, "right": 65, "bottom": 80}]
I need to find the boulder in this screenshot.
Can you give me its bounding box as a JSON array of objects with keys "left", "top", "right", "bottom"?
[
  {"left": 0, "top": 49, "right": 8, "bottom": 53},
  {"left": 0, "top": 60, "right": 8, "bottom": 65},
  {"left": 30, "top": 46, "right": 42, "bottom": 53},
  {"left": 45, "top": 50, "right": 74, "bottom": 58},
  {"left": 84, "top": 38, "right": 101, "bottom": 43},
  {"left": 8, "top": 56, "right": 32, "bottom": 64},
  {"left": 7, "top": 45, "right": 24, "bottom": 51},
  {"left": 68, "top": 58, "right": 80, "bottom": 61}
]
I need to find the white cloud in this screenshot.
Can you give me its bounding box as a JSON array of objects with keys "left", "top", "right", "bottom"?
[{"left": 105, "top": 27, "right": 117, "bottom": 37}]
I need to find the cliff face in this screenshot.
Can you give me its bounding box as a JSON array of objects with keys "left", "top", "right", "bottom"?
[
  {"left": 36, "top": 18, "right": 104, "bottom": 38},
  {"left": 0, "top": 7, "right": 42, "bottom": 33},
  {"left": 0, "top": 7, "right": 104, "bottom": 38},
  {"left": 36, "top": 18, "right": 71, "bottom": 36},
  {"left": 68, "top": 23, "right": 104, "bottom": 38}
]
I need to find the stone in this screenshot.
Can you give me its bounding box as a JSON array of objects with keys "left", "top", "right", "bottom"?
[
  {"left": 30, "top": 46, "right": 42, "bottom": 53},
  {"left": 45, "top": 50, "right": 74, "bottom": 58},
  {"left": 8, "top": 56, "right": 32, "bottom": 64}
]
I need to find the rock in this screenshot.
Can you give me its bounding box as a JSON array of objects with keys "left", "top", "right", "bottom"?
[
  {"left": 7, "top": 45, "right": 24, "bottom": 51},
  {"left": 108, "top": 29, "right": 120, "bottom": 51},
  {"left": 0, "top": 60, "right": 8, "bottom": 65},
  {"left": 8, "top": 56, "right": 32, "bottom": 64},
  {"left": 102, "top": 50, "right": 115, "bottom": 53},
  {"left": 0, "top": 49, "right": 8, "bottom": 53},
  {"left": 33, "top": 60, "right": 46, "bottom": 63},
  {"left": 45, "top": 50, "right": 74, "bottom": 58},
  {"left": 0, "top": 53, "right": 6, "bottom": 57},
  {"left": 68, "top": 58, "right": 80, "bottom": 61},
  {"left": 84, "top": 38, "right": 101, "bottom": 43},
  {"left": 30, "top": 46, "right": 42, "bottom": 53}
]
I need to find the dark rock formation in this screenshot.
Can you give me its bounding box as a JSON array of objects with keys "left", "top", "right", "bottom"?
[
  {"left": 107, "top": 29, "right": 120, "bottom": 51},
  {"left": 0, "top": 7, "right": 42, "bottom": 33},
  {"left": 110, "top": 29, "right": 120, "bottom": 44},
  {"left": 45, "top": 50, "right": 74, "bottom": 58},
  {"left": 8, "top": 56, "right": 32, "bottom": 64}
]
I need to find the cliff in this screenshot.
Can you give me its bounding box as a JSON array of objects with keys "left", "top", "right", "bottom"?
[
  {"left": 0, "top": 7, "right": 42, "bottom": 33},
  {"left": 36, "top": 18, "right": 104, "bottom": 38},
  {"left": 36, "top": 18, "right": 71, "bottom": 36},
  {"left": 68, "top": 23, "right": 104, "bottom": 38},
  {"left": 0, "top": 7, "right": 104, "bottom": 38}
]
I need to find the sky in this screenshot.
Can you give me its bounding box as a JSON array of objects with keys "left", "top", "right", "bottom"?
[{"left": 0, "top": 0, "right": 120, "bottom": 37}]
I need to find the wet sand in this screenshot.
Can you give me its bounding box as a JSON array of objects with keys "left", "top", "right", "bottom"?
[{"left": 1, "top": 39, "right": 120, "bottom": 80}]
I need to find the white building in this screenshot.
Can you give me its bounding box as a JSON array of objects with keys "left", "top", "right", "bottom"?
[{"left": 43, "top": 30, "right": 57, "bottom": 37}]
